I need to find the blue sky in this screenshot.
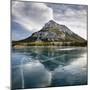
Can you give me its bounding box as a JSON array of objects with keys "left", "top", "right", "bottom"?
[{"left": 12, "top": 1, "right": 88, "bottom": 40}]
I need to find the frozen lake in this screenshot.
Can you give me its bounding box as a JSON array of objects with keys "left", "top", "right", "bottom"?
[{"left": 11, "top": 46, "right": 87, "bottom": 89}]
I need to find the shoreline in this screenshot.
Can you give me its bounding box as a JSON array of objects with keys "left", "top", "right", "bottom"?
[{"left": 12, "top": 45, "right": 87, "bottom": 49}]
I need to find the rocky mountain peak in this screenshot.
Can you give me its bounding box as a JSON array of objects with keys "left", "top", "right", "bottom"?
[
  {"left": 14, "top": 20, "right": 87, "bottom": 46},
  {"left": 48, "top": 20, "right": 56, "bottom": 24},
  {"left": 43, "top": 20, "right": 59, "bottom": 29}
]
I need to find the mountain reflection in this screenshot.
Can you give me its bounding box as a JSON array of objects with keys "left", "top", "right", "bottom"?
[
  {"left": 52, "top": 53, "right": 87, "bottom": 86},
  {"left": 12, "top": 46, "right": 87, "bottom": 89}
]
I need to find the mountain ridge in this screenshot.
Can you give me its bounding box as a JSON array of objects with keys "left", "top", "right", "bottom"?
[{"left": 12, "top": 20, "right": 87, "bottom": 46}]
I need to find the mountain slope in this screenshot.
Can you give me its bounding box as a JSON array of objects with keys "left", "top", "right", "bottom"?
[{"left": 12, "top": 20, "right": 87, "bottom": 46}]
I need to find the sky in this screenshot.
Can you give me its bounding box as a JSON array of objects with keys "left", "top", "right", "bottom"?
[{"left": 12, "top": 1, "right": 88, "bottom": 40}]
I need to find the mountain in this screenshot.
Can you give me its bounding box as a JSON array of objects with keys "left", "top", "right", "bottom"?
[{"left": 12, "top": 20, "right": 87, "bottom": 46}]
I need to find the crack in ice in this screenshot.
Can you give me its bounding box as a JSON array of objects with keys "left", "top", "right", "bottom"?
[{"left": 20, "top": 58, "right": 25, "bottom": 89}]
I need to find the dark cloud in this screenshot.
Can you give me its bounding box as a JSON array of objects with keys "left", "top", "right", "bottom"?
[
  {"left": 47, "top": 3, "right": 87, "bottom": 39},
  {"left": 12, "top": 21, "right": 31, "bottom": 40}
]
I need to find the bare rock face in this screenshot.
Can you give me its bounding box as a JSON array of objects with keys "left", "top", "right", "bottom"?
[
  {"left": 13, "top": 20, "right": 87, "bottom": 46},
  {"left": 21, "top": 20, "right": 86, "bottom": 42}
]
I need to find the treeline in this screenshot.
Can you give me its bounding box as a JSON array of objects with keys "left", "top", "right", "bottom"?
[{"left": 12, "top": 41, "right": 87, "bottom": 47}]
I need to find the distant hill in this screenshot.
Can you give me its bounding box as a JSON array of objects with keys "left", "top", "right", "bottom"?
[{"left": 12, "top": 20, "right": 87, "bottom": 47}]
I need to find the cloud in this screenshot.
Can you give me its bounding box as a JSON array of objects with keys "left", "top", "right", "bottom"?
[
  {"left": 12, "top": 1, "right": 53, "bottom": 32},
  {"left": 47, "top": 4, "right": 87, "bottom": 39},
  {"left": 12, "top": 1, "right": 87, "bottom": 40},
  {"left": 11, "top": 21, "right": 31, "bottom": 40}
]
